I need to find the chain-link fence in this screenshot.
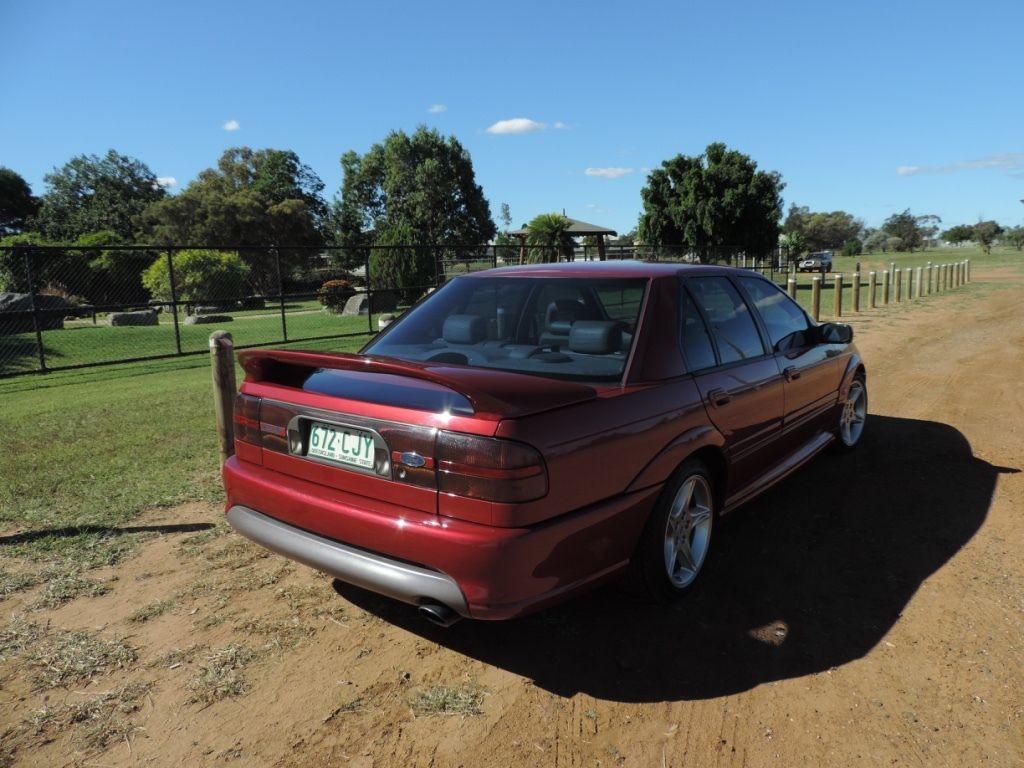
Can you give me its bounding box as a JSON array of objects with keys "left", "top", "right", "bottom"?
[{"left": 0, "top": 243, "right": 794, "bottom": 377}]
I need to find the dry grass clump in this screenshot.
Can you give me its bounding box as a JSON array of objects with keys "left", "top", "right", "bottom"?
[
  {"left": 128, "top": 598, "right": 174, "bottom": 623},
  {"left": 187, "top": 643, "right": 259, "bottom": 704},
  {"left": 409, "top": 682, "right": 485, "bottom": 716},
  {"left": 20, "top": 624, "right": 136, "bottom": 689},
  {"left": 27, "top": 681, "right": 153, "bottom": 751},
  {"left": 0, "top": 569, "right": 39, "bottom": 600},
  {"left": 29, "top": 568, "right": 110, "bottom": 610}
]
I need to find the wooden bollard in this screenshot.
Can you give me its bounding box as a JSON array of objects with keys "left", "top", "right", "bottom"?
[
  {"left": 938, "top": 264, "right": 945, "bottom": 291},
  {"left": 852, "top": 271, "right": 861, "bottom": 312},
  {"left": 210, "top": 330, "right": 237, "bottom": 464},
  {"left": 925, "top": 264, "right": 932, "bottom": 294},
  {"left": 914, "top": 266, "right": 923, "bottom": 299},
  {"left": 882, "top": 270, "right": 890, "bottom": 304},
  {"left": 895, "top": 267, "right": 902, "bottom": 302},
  {"left": 959, "top": 261, "right": 965, "bottom": 287},
  {"left": 833, "top": 273, "right": 843, "bottom": 317},
  {"left": 811, "top": 276, "right": 821, "bottom": 321},
  {"left": 787, "top": 276, "right": 797, "bottom": 299},
  {"left": 966, "top": 259, "right": 971, "bottom": 282},
  {"left": 905, "top": 268, "right": 913, "bottom": 300},
  {"left": 868, "top": 270, "right": 877, "bottom": 308}
]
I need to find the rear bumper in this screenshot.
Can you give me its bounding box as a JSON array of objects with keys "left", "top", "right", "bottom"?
[
  {"left": 222, "top": 455, "right": 659, "bottom": 620},
  {"left": 226, "top": 505, "right": 469, "bottom": 615}
]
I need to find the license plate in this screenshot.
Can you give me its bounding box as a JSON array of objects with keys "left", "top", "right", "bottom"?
[{"left": 306, "top": 422, "right": 376, "bottom": 470}]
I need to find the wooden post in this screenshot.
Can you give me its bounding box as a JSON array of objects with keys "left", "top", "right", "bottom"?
[
  {"left": 905, "top": 268, "right": 912, "bottom": 300},
  {"left": 811, "top": 276, "right": 821, "bottom": 321},
  {"left": 787, "top": 275, "right": 797, "bottom": 299},
  {"left": 914, "top": 266, "right": 923, "bottom": 299},
  {"left": 925, "top": 264, "right": 932, "bottom": 294},
  {"left": 882, "top": 269, "right": 890, "bottom": 305},
  {"left": 833, "top": 273, "right": 843, "bottom": 317},
  {"left": 895, "top": 267, "right": 902, "bottom": 302},
  {"left": 596, "top": 234, "right": 607, "bottom": 262},
  {"left": 210, "top": 330, "right": 237, "bottom": 464},
  {"left": 868, "top": 270, "right": 877, "bottom": 308},
  {"left": 966, "top": 259, "right": 971, "bottom": 282},
  {"left": 852, "top": 270, "right": 861, "bottom": 312},
  {"left": 958, "top": 261, "right": 964, "bottom": 287}
]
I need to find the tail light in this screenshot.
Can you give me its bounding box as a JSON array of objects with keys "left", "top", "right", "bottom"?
[
  {"left": 436, "top": 431, "right": 547, "bottom": 503},
  {"left": 233, "top": 393, "right": 262, "bottom": 446}
]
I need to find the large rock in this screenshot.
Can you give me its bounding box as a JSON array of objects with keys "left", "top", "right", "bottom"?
[
  {"left": 184, "top": 314, "right": 233, "bottom": 325},
  {"left": 106, "top": 309, "right": 158, "bottom": 327},
  {"left": 341, "top": 290, "right": 398, "bottom": 316},
  {"left": 193, "top": 305, "right": 227, "bottom": 316},
  {"left": 0, "top": 292, "right": 69, "bottom": 332}
]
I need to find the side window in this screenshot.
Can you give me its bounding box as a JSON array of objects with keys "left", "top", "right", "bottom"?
[
  {"left": 596, "top": 285, "right": 645, "bottom": 330},
  {"left": 687, "top": 277, "right": 766, "bottom": 364},
  {"left": 738, "top": 277, "right": 811, "bottom": 351},
  {"left": 680, "top": 288, "right": 717, "bottom": 372}
]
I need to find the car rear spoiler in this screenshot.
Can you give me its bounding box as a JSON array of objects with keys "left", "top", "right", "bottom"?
[{"left": 236, "top": 349, "right": 598, "bottom": 419}]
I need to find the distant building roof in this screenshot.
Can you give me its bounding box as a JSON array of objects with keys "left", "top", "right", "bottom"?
[{"left": 508, "top": 216, "right": 617, "bottom": 237}]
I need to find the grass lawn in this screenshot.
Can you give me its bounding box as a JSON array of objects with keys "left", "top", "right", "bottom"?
[
  {"left": 1, "top": 302, "right": 377, "bottom": 376},
  {"left": 0, "top": 333, "right": 373, "bottom": 565}
]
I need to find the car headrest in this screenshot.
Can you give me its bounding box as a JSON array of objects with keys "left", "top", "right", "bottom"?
[
  {"left": 442, "top": 314, "right": 487, "bottom": 345},
  {"left": 569, "top": 321, "right": 622, "bottom": 355},
  {"left": 545, "top": 299, "right": 594, "bottom": 328}
]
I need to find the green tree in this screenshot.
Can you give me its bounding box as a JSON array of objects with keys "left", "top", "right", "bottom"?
[
  {"left": 0, "top": 167, "right": 38, "bottom": 237},
  {"left": 840, "top": 238, "right": 863, "bottom": 257},
  {"left": 33, "top": 150, "right": 165, "bottom": 241},
  {"left": 1003, "top": 225, "right": 1024, "bottom": 251},
  {"left": 779, "top": 230, "right": 807, "bottom": 259},
  {"left": 637, "top": 142, "right": 784, "bottom": 263},
  {"left": 524, "top": 213, "right": 576, "bottom": 263},
  {"left": 335, "top": 126, "right": 496, "bottom": 274},
  {"left": 863, "top": 229, "right": 889, "bottom": 253},
  {"left": 141, "top": 148, "right": 328, "bottom": 292},
  {"left": 942, "top": 224, "right": 975, "bottom": 245},
  {"left": 498, "top": 202, "right": 513, "bottom": 231},
  {"left": 142, "top": 249, "right": 250, "bottom": 303},
  {"left": 368, "top": 222, "right": 433, "bottom": 303},
  {"left": 972, "top": 220, "right": 1003, "bottom": 254},
  {"left": 880, "top": 209, "right": 941, "bottom": 252},
  {"left": 784, "top": 205, "right": 863, "bottom": 251}
]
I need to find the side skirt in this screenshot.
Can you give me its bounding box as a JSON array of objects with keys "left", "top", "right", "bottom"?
[{"left": 722, "top": 430, "right": 834, "bottom": 515}]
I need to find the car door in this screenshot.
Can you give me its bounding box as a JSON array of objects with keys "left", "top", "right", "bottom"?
[
  {"left": 736, "top": 275, "right": 840, "bottom": 450},
  {"left": 681, "top": 276, "right": 786, "bottom": 496}
]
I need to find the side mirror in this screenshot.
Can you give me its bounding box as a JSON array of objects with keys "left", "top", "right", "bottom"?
[{"left": 817, "top": 322, "right": 853, "bottom": 344}]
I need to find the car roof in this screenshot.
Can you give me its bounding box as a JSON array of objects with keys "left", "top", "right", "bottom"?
[{"left": 462, "top": 259, "right": 743, "bottom": 280}]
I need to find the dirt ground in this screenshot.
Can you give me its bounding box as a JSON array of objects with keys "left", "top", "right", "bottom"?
[{"left": 2, "top": 269, "right": 1022, "bottom": 767}]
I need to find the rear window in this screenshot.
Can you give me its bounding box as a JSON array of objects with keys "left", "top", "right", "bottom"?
[{"left": 363, "top": 276, "right": 647, "bottom": 382}]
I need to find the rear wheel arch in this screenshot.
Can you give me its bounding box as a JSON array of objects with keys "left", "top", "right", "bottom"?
[{"left": 685, "top": 446, "right": 728, "bottom": 513}]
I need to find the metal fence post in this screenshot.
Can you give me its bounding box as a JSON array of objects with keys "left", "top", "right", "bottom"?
[
  {"left": 23, "top": 248, "right": 48, "bottom": 372},
  {"left": 275, "top": 246, "right": 288, "bottom": 342},
  {"left": 365, "top": 251, "right": 373, "bottom": 335},
  {"left": 166, "top": 248, "right": 183, "bottom": 355}
]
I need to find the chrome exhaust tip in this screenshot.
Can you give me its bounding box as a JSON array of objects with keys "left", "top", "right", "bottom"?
[{"left": 418, "top": 603, "right": 461, "bottom": 627}]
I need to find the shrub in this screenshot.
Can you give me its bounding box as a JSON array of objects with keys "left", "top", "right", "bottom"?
[
  {"left": 317, "top": 279, "right": 357, "bottom": 313},
  {"left": 142, "top": 249, "right": 250, "bottom": 303},
  {"left": 840, "top": 238, "right": 862, "bottom": 257}
]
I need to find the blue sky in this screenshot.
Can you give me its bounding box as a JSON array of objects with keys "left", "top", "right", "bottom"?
[{"left": 2, "top": 0, "right": 1023, "bottom": 234}]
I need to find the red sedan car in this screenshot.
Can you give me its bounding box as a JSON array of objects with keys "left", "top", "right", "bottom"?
[{"left": 223, "top": 261, "right": 866, "bottom": 625}]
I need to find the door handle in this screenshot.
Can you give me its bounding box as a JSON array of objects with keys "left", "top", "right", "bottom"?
[
  {"left": 783, "top": 366, "right": 801, "bottom": 381},
  {"left": 706, "top": 388, "right": 732, "bottom": 408}
]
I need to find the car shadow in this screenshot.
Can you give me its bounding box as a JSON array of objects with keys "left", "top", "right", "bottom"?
[{"left": 334, "top": 415, "right": 1016, "bottom": 702}]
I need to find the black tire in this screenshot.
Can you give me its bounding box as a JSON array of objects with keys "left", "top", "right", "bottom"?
[
  {"left": 632, "top": 459, "right": 716, "bottom": 603},
  {"left": 833, "top": 373, "right": 867, "bottom": 452}
]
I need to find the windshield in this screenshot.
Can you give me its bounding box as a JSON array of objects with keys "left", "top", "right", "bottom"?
[{"left": 363, "top": 276, "right": 647, "bottom": 382}]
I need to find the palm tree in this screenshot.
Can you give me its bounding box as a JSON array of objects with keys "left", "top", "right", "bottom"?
[{"left": 525, "top": 213, "right": 576, "bottom": 263}]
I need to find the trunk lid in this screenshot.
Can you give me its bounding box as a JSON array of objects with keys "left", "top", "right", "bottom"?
[{"left": 234, "top": 350, "right": 595, "bottom": 515}]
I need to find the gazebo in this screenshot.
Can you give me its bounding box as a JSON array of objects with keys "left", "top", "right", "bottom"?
[{"left": 508, "top": 216, "right": 618, "bottom": 262}]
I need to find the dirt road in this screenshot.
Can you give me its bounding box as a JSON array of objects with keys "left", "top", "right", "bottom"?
[{"left": 2, "top": 269, "right": 1022, "bottom": 767}]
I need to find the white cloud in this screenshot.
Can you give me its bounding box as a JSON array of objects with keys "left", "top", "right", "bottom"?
[
  {"left": 427, "top": 104, "right": 447, "bottom": 114},
  {"left": 553, "top": 121, "right": 568, "bottom": 129},
  {"left": 222, "top": 119, "right": 240, "bottom": 131},
  {"left": 897, "top": 152, "right": 1024, "bottom": 176},
  {"left": 586, "top": 203, "right": 608, "bottom": 213},
  {"left": 486, "top": 118, "right": 547, "bottom": 135},
  {"left": 155, "top": 176, "right": 177, "bottom": 188},
  {"left": 584, "top": 166, "right": 634, "bottom": 179}
]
